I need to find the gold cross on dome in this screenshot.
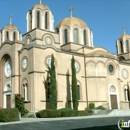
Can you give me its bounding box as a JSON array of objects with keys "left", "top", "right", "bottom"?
[
  {"left": 9, "top": 15, "right": 12, "bottom": 25},
  {"left": 69, "top": 7, "right": 73, "bottom": 17},
  {"left": 122, "top": 26, "right": 126, "bottom": 34}
]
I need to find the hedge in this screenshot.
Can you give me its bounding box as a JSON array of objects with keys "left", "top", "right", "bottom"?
[
  {"left": 36, "top": 108, "right": 93, "bottom": 118},
  {"left": 0, "top": 108, "right": 20, "bottom": 122}
]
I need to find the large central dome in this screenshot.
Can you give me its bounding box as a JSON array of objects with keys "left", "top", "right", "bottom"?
[{"left": 56, "top": 17, "right": 87, "bottom": 29}]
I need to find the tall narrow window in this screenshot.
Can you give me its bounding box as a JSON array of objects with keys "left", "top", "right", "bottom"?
[
  {"left": 64, "top": 29, "right": 68, "bottom": 44},
  {"left": 120, "top": 41, "right": 123, "bottom": 53},
  {"left": 13, "top": 32, "right": 16, "bottom": 41},
  {"left": 24, "top": 84, "right": 28, "bottom": 101},
  {"left": 37, "top": 11, "right": 40, "bottom": 28},
  {"left": 77, "top": 85, "right": 80, "bottom": 100},
  {"left": 45, "top": 12, "right": 48, "bottom": 29},
  {"left": 29, "top": 12, "right": 32, "bottom": 30},
  {"left": 84, "top": 30, "right": 87, "bottom": 45},
  {"left": 126, "top": 40, "right": 129, "bottom": 52},
  {"left": 6, "top": 31, "right": 9, "bottom": 41},
  {"left": 74, "top": 29, "right": 78, "bottom": 44}
]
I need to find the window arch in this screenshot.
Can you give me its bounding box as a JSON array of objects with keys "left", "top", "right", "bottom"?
[
  {"left": 74, "top": 28, "right": 78, "bottom": 43},
  {"left": 124, "top": 88, "right": 129, "bottom": 102},
  {"left": 36, "top": 11, "right": 40, "bottom": 28},
  {"left": 64, "top": 29, "right": 68, "bottom": 44},
  {"left": 126, "top": 40, "right": 129, "bottom": 52},
  {"left": 45, "top": 12, "right": 48, "bottom": 29},
  {"left": 83, "top": 30, "right": 87, "bottom": 45},
  {"left": 6, "top": 31, "right": 9, "bottom": 41},
  {"left": 120, "top": 41, "right": 123, "bottom": 53},
  {"left": 13, "top": 32, "right": 16, "bottom": 41}
]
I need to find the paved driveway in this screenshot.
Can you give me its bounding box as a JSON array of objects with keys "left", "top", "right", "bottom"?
[{"left": 0, "top": 116, "right": 129, "bottom": 130}]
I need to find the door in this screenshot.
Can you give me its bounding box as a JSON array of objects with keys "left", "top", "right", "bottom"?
[
  {"left": 6, "top": 95, "right": 11, "bottom": 108},
  {"left": 110, "top": 95, "right": 118, "bottom": 109}
]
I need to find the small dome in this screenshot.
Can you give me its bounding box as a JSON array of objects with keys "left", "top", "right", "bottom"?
[
  {"left": 3, "top": 24, "right": 18, "bottom": 30},
  {"left": 56, "top": 17, "right": 87, "bottom": 28},
  {"left": 31, "top": 3, "right": 49, "bottom": 10},
  {"left": 119, "top": 34, "right": 130, "bottom": 39}
]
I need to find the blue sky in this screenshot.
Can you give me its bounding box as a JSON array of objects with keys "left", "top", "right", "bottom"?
[{"left": 0, "top": 0, "right": 130, "bottom": 54}]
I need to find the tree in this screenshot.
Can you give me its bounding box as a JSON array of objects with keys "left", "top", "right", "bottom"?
[
  {"left": 47, "top": 54, "right": 57, "bottom": 109},
  {"left": 71, "top": 56, "right": 78, "bottom": 110}
]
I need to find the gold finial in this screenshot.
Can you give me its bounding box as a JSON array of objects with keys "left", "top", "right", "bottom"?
[
  {"left": 40, "top": 0, "right": 42, "bottom": 4},
  {"left": 69, "top": 7, "right": 73, "bottom": 17},
  {"left": 122, "top": 26, "right": 126, "bottom": 34},
  {"left": 9, "top": 15, "right": 12, "bottom": 25}
]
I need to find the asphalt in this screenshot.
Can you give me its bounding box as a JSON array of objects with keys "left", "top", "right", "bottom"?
[{"left": 0, "top": 114, "right": 130, "bottom": 125}]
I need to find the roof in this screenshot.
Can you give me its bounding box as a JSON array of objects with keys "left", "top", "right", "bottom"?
[
  {"left": 3, "top": 24, "right": 18, "bottom": 30},
  {"left": 56, "top": 17, "right": 87, "bottom": 28},
  {"left": 31, "top": 3, "right": 49, "bottom": 10},
  {"left": 119, "top": 34, "right": 130, "bottom": 39}
]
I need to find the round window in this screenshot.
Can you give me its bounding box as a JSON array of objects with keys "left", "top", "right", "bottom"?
[{"left": 108, "top": 64, "right": 114, "bottom": 73}]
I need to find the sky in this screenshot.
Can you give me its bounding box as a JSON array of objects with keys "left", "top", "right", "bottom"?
[{"left": 0, "top": 0, "right": 130, "bottom": 54}]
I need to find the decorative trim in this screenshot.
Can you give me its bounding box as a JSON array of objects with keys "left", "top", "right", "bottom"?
[
  {"left": 21, "top": 56, "right": 28, "bottom": 72},
  {"left": 41, "top": 100, "right": 63, "bottom": 102},
  {"left": 28, "top": 71, "right": 45, "bottom": 74},
  {"left": 24, "top": 101, "right": 31, "bottom": 103},
  {"left": 81, "top": 76, "right": 106, "bottom": 78}
]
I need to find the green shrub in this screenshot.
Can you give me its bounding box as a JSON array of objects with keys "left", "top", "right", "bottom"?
[
  {"left": 96, "top": 105, "right": 106, "bottom": 110},
  {"left": 36, "top": 108, "right": 92, "bottom": 118},
  {"left": 36, "top": 109, "right": 60, "bottom": 118},
  {"left": 0, "top": 108, "right": 19, "bottom": 122},
  {"left": 14, "top": 94, "right": 28, "bottom": 116},
  {"left": 89, "top": 102, "right": 95, "bottom": 109}
]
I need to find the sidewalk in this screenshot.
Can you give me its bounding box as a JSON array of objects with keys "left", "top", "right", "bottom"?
[{"left": 0, "top": 114, "right": 130, "bottom": 126}]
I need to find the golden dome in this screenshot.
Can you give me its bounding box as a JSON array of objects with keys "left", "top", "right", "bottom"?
[
  {"left": 56, "top": 17, "right": 87, "bottom": 28},
  {"left": 3, "top": 24, "right": 18, "bottom": 30},
  {"left": 119, "top": 34, "right": 130, "bottom": 39},
  {"left": 31, "top": 3, "right": 49, "bottom": 10}
]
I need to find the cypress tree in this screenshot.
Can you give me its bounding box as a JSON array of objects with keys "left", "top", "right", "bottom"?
[
  {"left": 47, "top": 54, "right": 57, "bottom": 110},
  {"left": 71, "top": 56, "right": 78, "bottom": 110}
]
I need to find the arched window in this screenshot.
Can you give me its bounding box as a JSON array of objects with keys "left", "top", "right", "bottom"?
[
  {"left": 23, "top": 84, "right": 28, "bottom": 101},
  {"left": 45, "top": 12, "right": 48, "bottom": 29},
  {"left": 124, "top": 88, "right": 129, "bottom": 101},
  {"left": 74, "top": 29, "right": 78, "bottom": 44},
  {"left": 77, "top": 85, "right": 80, "bottom": 100},
  {"left": 83, "top": 30, "right": 87, "bottom": 45},
  {"left": 29, "top": 12, "right": 32, "bottom": 30},
  {"left": 64, "top": 29, "right": 68, "bottom": 44},
  {"left": 126, "top": 40, "right": 129, "bottom": 52},
  {"left": 37, "top": 11, "right": 40, "bottom": 28},
  {"left": 6, "top": 31, "right": 9, "bottom": 41},
  {"left": 13, "top": 32, "right": 16, "bottom": 41},
  {"left": 120, "top": 41, "right": 123, "bottom": 53}
]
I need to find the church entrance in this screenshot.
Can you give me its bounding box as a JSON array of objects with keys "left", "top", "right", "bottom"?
[
  {"left": 109, "top": 85, "right": 119, "bottom": 109},
  {"left": 6, "top": 95, "right": 11, "bottom": 108},
  {"left": 110, "top": 95, "right": 118, "bottom": 109}
]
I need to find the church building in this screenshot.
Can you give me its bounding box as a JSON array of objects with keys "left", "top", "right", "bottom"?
[{"left": 0, "top": 1, "right": 130, "bottom": 113}]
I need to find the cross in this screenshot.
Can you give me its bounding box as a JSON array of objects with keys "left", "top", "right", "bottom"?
[
  {"left": 40, "top": 0, "right": 42, "bottom": 4},
  {"left": 9, "top": 15, "right": 12, "bottom": 25},
  {"left": 122, "top": 26, "right": 126, "bottom": 34},
  {"left": 69, "top": 7, "right": 73, "bottom": 17}
]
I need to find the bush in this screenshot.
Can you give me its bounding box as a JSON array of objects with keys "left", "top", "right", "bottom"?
[
  {"left": 89, "top": 102, "right": 95, "bottom": 109},
  {"left": 36, "top": 108, "right": 93, "bottom": 118},
  {"left": 36, "top": 109, "right": 60, "bottom": 118},
  {"left": 96, "top": 105, "right": 106, "bottom": 110},
  {"left": 0, "top": 108, "right": 19, "bottom": 122},
  {"left": 85, "top": 108, "right": 93, "bottom": 115},
  {"left": 14, "top": 94, "right": 28, "bottom": 116}
]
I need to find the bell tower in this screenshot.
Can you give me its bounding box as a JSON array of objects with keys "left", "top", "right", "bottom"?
[
  {"left": 116, "top": 26, "right": 130, "bottom": 61},
  {"left": 26, "top": 1, "right": 54, "bottom": 32}
]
